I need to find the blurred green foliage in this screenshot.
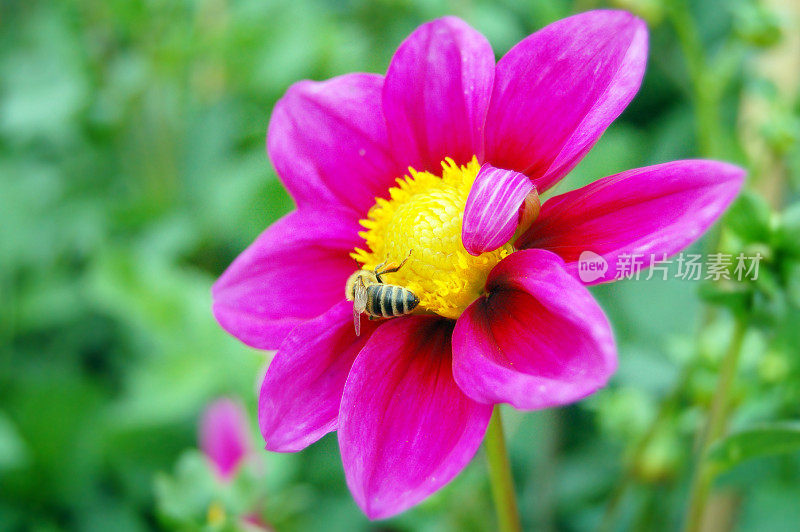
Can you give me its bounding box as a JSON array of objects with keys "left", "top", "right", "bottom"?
[{"left": 1, "top": 0, "right": 800, "bottom": 530}]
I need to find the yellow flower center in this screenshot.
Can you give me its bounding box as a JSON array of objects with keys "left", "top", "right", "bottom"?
[{"left": 351, "top": 156, "right": 514, "bottom": 319}]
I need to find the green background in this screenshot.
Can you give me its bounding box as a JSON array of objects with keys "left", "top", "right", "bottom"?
[{"left": 2, "top": 0, "right": 799, "bottom": 530}]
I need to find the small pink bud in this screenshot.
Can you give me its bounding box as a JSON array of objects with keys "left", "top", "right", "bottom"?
[{"left": 199, "top": 398, "right": 251, "bottom": 480}]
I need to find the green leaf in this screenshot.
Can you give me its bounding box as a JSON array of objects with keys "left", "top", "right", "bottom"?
[
  {"left": 725, "top": 191, "right": 772, "bottom": 245},
  {"left": 784, "top": 261, "right": 800, "bottom": 308},
  {"left": 708, "top": 422, "right": 800, "bottom": 472},
  {"left": 0, "top": 411, "right": 28, "bottom": 471},
  {"left": 777, "top": 202, "right": 800, "bottom": 256},
  {"left": 697, "top": 279, "right": 751, "bottom": 314},
  {"left": 733, "top": 3, "right": 783, "bottom": 48},
  {"left": 154, "top": 450, "right": 217, "bottom": 527}
]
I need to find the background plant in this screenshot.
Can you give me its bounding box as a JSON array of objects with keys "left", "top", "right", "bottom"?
[{"left": 1, "top": 0, "right": 799, "bottom": 530}]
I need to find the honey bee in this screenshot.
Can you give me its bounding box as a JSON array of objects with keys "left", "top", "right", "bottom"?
[{"left": 345, "top": 252, "right": 419, "bottom": 336}]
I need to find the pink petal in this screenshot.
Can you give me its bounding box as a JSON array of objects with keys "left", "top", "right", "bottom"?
[
  {"left": 338, "top": 316, "right": 493, "bottom": 519},
  {"left": 462, "top": 164, "right": 534, "bottom": 255},
  {"left": 259, "top": 302, "right": 378, "bottom": 452},
  {"left": 200, "top": 398, "right": 251, "bottom": 480},
  {"left": 484, "top": 10, "right": 648, "bottom": 192},
  {"left": 453, "top": 249, "right": 617, "bottom": 410},
  {"left": 212, "top": 208, "right": 362, "bottom": 350},
  {"left": 383, "top": 17, "right": 495, "bottom": 173},
  {"left": 516, "top": 160, "right": 745, "bottom": 284},
  {"left": 267, "top": 73, "right": 404, "bottom": 215}
]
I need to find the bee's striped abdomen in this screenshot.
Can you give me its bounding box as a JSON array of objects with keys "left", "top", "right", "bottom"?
[{"left": 366, "top": 284, "right": 419, "bottom": 318}]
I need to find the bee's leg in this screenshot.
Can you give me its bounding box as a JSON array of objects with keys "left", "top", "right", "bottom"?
[
  {"left": 368, "top": 316, "right": 382, "bottom": 321},
  {"left": 372, "top": 260, "right": 388, "bottom": 283},
  {"left": 375, "top": 250, "right": 413, "bottom": 283}
]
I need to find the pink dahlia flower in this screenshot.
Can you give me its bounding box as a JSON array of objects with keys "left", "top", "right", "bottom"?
[
  {"left": 212, "top": 11, "right": 743, "bottom": 519},
  {"left": 199, "top": 398, "right": 252, "bottom": 480}
]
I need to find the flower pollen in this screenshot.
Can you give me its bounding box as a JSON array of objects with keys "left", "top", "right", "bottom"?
[{"left": 351, "top": 156, "right": 513, "bottom": 319}]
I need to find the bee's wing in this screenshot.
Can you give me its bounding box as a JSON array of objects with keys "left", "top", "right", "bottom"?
[{"left": 352, "top": 278, "right": 368, "bottom": 336}]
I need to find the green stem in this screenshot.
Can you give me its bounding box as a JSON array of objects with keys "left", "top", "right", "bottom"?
[
  {"left": 684, "top": 319, "right": 748, "bottom": 532},
  {"left": 597, "top": 365, "right": 690, "bottom": 532},
  {"left": 667, "top": 0, "right": 731, "bottom": 159},
  {"left": 485, "top": 406, "right": 522, "bottom": 532}
]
